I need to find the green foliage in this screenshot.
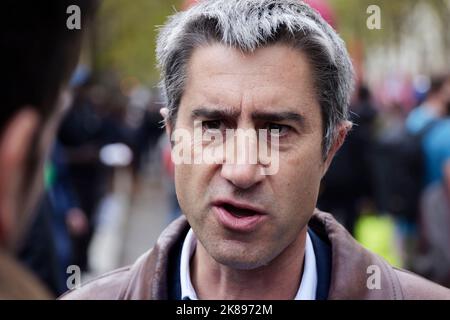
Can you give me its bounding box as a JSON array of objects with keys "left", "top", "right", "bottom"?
[
  {"left": 93, "top": 0, "right": 181, "bottom": 85},
  {"left": 89, "top": 0, "right": 450, "bottom": 84}
]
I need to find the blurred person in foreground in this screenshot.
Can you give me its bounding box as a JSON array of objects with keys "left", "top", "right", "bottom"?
[
  {"left": 62, "top": 0, "right": 450, "bottom": 299},
  {"left": 0, "top": 0, "right": 95, "bottom": 298}
]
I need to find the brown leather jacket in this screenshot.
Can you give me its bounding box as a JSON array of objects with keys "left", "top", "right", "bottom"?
[{"left": 60, "top": 210, "right": 450, "bottom": 300}]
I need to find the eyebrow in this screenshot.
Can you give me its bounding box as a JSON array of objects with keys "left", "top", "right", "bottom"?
[
  {"left": 191, "top": 107, "right": 305, "bottom": 126},
  {"left": 191, "top": 107, "right": 240, "bottom": 120},
  {"left": 251, "top": 111, "right": 305, "bottom": 127}
]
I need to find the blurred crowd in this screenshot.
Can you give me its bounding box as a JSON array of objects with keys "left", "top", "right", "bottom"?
[
  {"left": 318, "top": 74, "right": 450, "bottom": 287},
  {"left": 18, "top": 69, "right": 165, "bottom": 295}
]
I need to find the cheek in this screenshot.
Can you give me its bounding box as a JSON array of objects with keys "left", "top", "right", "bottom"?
[
  {"left": 273, "top": 139, "right": 324, "bottom": 211},
  {"left": 174, "top": 164, "right": 191, "bottom": 201},
  {"left": 174, "top": 163, "right": 210, "bottom": 210}
]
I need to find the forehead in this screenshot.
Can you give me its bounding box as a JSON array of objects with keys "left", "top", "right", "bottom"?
[{"left": 181, "top": 42, "right": 320, "bottom": 117}]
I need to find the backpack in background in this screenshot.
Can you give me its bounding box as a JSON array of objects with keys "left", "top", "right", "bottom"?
[{"left": 371, "top": 120, "right": 438, "bottom": 220}]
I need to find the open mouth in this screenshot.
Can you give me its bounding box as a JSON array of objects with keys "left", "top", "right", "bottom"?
[
  {"left": 212, "top": 199, "right": 268, "bottom": 232},
  {"left": 221, "top": 203, "right": 261, "bottom": 218}
]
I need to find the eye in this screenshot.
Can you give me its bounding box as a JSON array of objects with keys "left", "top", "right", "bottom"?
[
  {"left": 202, "top": 120, "right": 224, "bottom": 132},
  {"left": 266, "top": 123, "right": 291, "bottom": 137}
]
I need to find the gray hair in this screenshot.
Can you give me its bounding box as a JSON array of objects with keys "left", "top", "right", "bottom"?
[{"left": 156, "top": 0, "right": 354, "bottom": 157}]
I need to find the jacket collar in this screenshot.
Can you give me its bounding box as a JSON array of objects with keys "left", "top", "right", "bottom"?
[{"left": 121, "top": 209, "right": 404, "bottom": 300}]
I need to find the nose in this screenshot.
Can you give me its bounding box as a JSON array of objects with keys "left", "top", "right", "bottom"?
[
  {"left": 220, "top": 162, "right": 265, "bottom": 190},
  {"left": 219, "top": 126, "right": 267, "bottom": 189}
]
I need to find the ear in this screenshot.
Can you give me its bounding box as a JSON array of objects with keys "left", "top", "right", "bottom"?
[
  {"left": 0, "top": 108, "right": 39, "bottom": 248},
  {"left": 322, "top": 120, "right": 352, "bottom": 177},
  {"left": 160, "top": 107, "right": 172, "bottom": 137}
]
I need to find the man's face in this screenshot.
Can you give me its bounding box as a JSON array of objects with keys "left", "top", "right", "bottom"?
[{"left": 172, "top": 43, "right": 328, "bottom": 270}]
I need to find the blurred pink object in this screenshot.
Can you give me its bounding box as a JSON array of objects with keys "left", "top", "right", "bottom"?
[
  {"left": 303, "top": 0, "right": 336, "bottom": 28},
  {"left": 181, "top": 0, "right": 197, "bottom": 10}
]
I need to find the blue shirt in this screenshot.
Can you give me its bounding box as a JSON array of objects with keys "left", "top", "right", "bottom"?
[
  {"left": 406, "top": 105, "right": 437, "bottom": 134},
  {"left": 406, "top": 105, "right": 450, "bottom": 185},
  {"left": 422, "top": 119, "right": 450, "bottom": 185}
]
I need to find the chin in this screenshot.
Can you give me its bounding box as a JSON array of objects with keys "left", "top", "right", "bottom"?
[{"left": 211, "top": 245, "right": 271, "bottom": 270}]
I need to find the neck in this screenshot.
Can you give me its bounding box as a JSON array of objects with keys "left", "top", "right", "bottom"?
[{"left": 191, "top": 228, "right": 307, "bottom": 300}]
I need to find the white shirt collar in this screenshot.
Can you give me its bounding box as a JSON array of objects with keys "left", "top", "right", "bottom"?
[{"left": 180, "top": 228, "right": 317, "bottom": 300}]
